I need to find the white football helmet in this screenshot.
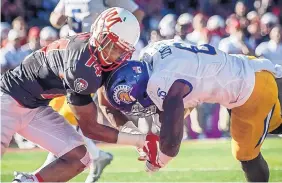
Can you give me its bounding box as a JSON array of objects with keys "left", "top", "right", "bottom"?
[{"left": 90, "top": 7, "right": 140, "bottom": 71}]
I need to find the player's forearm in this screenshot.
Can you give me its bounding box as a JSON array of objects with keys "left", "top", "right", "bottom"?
[
  {"left": 160, "top": 96, "right": 184, "bottom": 157},
  {"left": 79, "top": 119, "right": 146, "bottom": 147},
  {"left": 99, "top": 105, "right": 128, "bottom": 128},
  {"left": 70, "top": 101, "right": 145, "bottom": 146},
  {"left": 69, "top": 101, "right": 117, "bottom": 143},
  {"left": 80, "top": 121, "right": 119, "bottom": 143}
]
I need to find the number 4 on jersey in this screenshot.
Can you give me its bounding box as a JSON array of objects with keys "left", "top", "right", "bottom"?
[{"left": 85, "top": 56, "right": 102, "bottom": 77}]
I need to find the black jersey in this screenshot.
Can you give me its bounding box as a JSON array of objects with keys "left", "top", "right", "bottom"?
[{"left": 1, "top": 33, "right": 105, "bottom": 108}]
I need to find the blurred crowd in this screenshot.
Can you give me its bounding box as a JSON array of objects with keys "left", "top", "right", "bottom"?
[{"left": 1, "top": 0, "right": 282, "bottom": 141}]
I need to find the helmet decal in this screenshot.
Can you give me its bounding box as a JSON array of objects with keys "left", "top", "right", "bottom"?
[
  {"left": 113, "top": 85, "right": 136, "bottom": 105},
  {"left": 104, "top": 8, "right": 122, "bottom": 29}
]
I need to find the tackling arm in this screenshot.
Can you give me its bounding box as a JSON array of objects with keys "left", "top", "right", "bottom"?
[
  {"left": 67, "top": 92, "right": 146, "bottom": 147},
  {"left": 68, "top": 96, "right": 119, "bottom": 143}
]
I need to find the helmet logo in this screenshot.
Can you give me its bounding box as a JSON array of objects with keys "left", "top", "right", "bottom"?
[
  {"left": 113, "top": 85, "right": 135, "bottom": 104},
  {"left": 104, "top": 8, "right": 122, "bottom": 29}
]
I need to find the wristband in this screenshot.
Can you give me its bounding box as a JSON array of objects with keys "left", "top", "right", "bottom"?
[
  {"left": 117, "top": 132, "right": 146, "bottom": 148},
  {"left": 119, "top": 121, "right": 143, "bottom": 134}
]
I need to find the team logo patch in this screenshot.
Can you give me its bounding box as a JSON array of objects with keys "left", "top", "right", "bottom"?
[
  {"left": 113, "top": 85, "right": 135, "bottom": 104},
  {"left": 74, "top": 78, "right": 88, "bottom": 93}
]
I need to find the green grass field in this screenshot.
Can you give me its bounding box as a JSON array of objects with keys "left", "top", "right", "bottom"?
[{"left": 1, "top": 138, "right": 282, "bottom": 182}]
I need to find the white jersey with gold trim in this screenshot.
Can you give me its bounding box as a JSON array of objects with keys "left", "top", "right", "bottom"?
[{"left": 140, "top": 40, "right": 282, "bottom": 110}]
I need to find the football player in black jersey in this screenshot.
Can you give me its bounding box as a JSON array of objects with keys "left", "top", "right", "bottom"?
[{"left": 1, "top": 8, "right": 156, "bottom": 182}]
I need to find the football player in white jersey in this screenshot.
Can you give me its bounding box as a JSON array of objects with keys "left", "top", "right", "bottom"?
[
  {"left": 105, "top": 40, "right": 282, "bottom": 181},
  {"left": 50, "top": 0, "right": 144, "bottom": 33}
]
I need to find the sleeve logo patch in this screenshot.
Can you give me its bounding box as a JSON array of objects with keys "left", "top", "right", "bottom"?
[{"left": 74, "top": 78, "right": 88, "bottom": 93}]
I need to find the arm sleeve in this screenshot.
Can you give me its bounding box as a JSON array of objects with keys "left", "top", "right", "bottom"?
[
  {"left": 64, "top": 66, "right": 99, "bottom": 95},
  {"left": 105, "top": 0, "right": 139, "bottom": 12},
  {"left": 53, "top": 0, "right": 65, "bottom": 14},
  {"left": 66, "top": 91, "right": 93, "bottom": 106}
]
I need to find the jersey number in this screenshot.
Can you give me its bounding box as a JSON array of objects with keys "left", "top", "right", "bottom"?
[{"left": 173, "top": 43, "right": 216, "bottom": 55}]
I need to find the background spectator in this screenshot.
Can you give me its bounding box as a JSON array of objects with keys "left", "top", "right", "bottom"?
[
  {"left": 260, "top": 12, "right": 279, "bottom": 39},
  {"left": 0, "top": 29, "right": 30, "bottom": 73},
  {"left": 11, "top": 16, "right": 28, "bottom": 46},
  {"left": 158, "top": 14, "right": 177, "bottom": 39},
  {"left": 207, "top": 15, "right": 226, "bottom": 47},
  {"left": 0, "top": 22, "right": 11, "bottom": 48},
  {"left": 39, "top": 26, "right": 58, "bottom": 47},
  {"left": 1, "top": 0, "right": 25, "bottom": 22},
  {"left": 174, "top": 13, "right": 193, "bottom": 42},
  {"left": 21, "top": 26, "right": 41, "bottom": 54},
  {"left": 186, "top": 13, "right": 207, "bottom": 44},
  {"left": 219, "top": 18, "right": 253, "bottom": 54},
  {"left": 247, "top": 20, "right": 264, "bottom": 50},
  {"left": 256, "top": 25, "right": 282, "bottom": 65},
  {"left": 234, "top": 1, "right": 249, "bottom": 33}
]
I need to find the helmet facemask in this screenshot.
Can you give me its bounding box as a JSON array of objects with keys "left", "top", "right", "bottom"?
[{"left": 93, "top": 31, "right": 135, "bottom": 72}]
